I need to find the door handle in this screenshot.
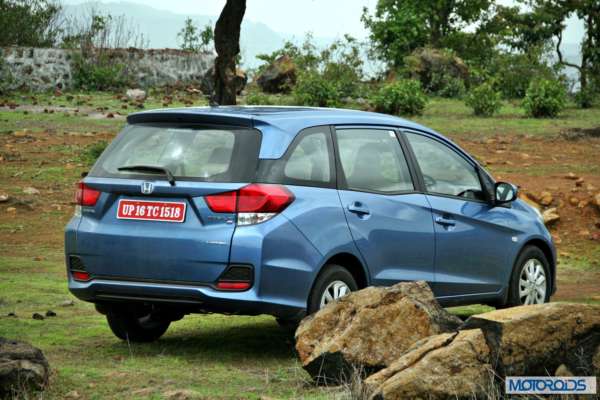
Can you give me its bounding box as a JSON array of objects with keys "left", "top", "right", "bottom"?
[
  {"left": 347, "top": 202, "right": 370, "bottom": 216},
  {"left": 435, "top": 216, "right": 456, "bottom": 226}
]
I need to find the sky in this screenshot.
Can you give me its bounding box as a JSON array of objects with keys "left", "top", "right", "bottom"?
[
  {"left": 61, "top": 0, "right": 584, "bottom": 44},
  {"left": 62, "top": 0, "right": 380, "bottom": 39}
]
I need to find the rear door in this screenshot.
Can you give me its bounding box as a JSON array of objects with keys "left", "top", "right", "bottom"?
[
  {"left": 334, "top": 127, "right": 435, "bottom": 286},
  {"left": 74, "top": 124, "right": 261, "bottom": 283}
]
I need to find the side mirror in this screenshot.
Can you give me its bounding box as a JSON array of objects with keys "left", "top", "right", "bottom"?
[{"left": 495, "top": 182, "right": 518, "bottom": 204}]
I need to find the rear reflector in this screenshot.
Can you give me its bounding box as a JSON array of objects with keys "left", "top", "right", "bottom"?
[
  {"left": 75, "top": 182, "right": 101, "bottom": 206},
  {"left": 72, "top": 271, "right": 91, "bottom": 282},
  {"left": 205, "top": 184, "right": 294, "bottom": 225},
  {"left": 216, "top": 281, "right": 251, "bottom": 291}
]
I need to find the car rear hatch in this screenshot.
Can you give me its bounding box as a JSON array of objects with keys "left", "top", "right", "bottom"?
[{"left": 72, "top": 123, "right": 261, "bottom": 284}]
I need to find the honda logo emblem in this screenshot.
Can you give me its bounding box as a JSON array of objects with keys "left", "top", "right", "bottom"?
[{"left": 141, "top": 181, "right": 154, "bottom": 195}]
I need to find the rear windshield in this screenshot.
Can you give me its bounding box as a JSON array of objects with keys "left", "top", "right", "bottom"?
[{"left": 90, "top": 124, "right": 261, "bottom": 182}]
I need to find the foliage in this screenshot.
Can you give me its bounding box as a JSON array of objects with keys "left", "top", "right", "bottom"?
[
  {"left": 522, "top": 78, "right": 567, "bottom": 118},
  {"left": 245, "top": 91, "right": 271, "bottom": 105},
  {"left": 292, "top": 70, "right": 340, "bottom": 107},
  {"left": 485, "top": 49, "right": 557, "bottom": 99},
  {"left": 465, "top": 83, "right": 502, "bottom": 116},
  {"left": 71, "top": 53, "right": 130, "bottom": 91},
  {"left": 81, "top": 140, "right": 108, "bottom": 165},
  {"left": 177, "top": 17, "right": 213, "bottom": 52},
  {"left": 371, "top": 79, "right": 427, "bottom": 116},
  {"left": 574, "top": 87, "right": 595, "bottom": 109},
  {"left": 361, "top": 0, "right": 492, "bottom": 67},
  {"left": 257, "top": 34, "right": 364, "bottom": 99},
  {"left": 0, "top": 0, "right": 63, "bottom": 47}
]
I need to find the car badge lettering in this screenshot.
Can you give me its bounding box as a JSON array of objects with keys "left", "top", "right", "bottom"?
[{"left": 141, "top": 181, "right": 154, "bottom": 195}]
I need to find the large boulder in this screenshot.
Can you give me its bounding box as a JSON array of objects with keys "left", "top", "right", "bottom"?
[
  {"left": 403, "top": 47, "right": 469, "bottom": 93},
  {"left": 462, "top": 303, "right": 600, "bottom": 377},
  {"left": 199, "top": 66, "right": 247, "bottom": 97},
  {"left": 256, "top": 55, "right": 297, "bottom": 93},
  {"left": 0, "top": 338, "right": 49, "bottom": 397},
  {"left": 365, "top": 329, "right": 494, "bottom": 400},
  {"left": 295, "top": 281, "right": 462, "bottom": 384}
]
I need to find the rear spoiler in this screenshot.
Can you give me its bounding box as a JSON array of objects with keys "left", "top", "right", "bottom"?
[{"left": 127, "top": 111, "right": 254, "bottom": 128}]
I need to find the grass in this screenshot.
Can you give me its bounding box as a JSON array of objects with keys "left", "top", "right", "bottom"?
[{"left": 1, "top": 90, "right": 600, "bottom": 399}]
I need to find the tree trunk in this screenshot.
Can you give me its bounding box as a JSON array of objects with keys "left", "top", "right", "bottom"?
[{"left": 212, "top": 0, "right": 246, "bottom": 105}]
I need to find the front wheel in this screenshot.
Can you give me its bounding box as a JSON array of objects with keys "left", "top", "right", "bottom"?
[
  {"left": 506, "top": 246, "right": 551, "bottom": 307},
  {"left": 307, "top": 264, "right": 358, "bottom": 315},
  {"left": 106, "top": 311, "right": 170, "bottom": 342}
]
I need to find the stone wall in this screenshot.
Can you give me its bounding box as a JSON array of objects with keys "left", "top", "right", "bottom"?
[{"left": 0, "top": 47, "right": 215, "bottom": 91}]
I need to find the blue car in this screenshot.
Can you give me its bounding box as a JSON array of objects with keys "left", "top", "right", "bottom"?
[{"left": 65, "top": 106, "right": 556, "bottom": 341}]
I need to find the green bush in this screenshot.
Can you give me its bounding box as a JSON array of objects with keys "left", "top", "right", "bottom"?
[
  {"left": 72, "top": 53, "right": 130, "bottom": 91},
  {"left": 522, "top": 79, "right": 567, "bottom": 118},
  {"left": 245, "top": 91, "right": 272, "bottom": 105},
  {"left": 465, "top": 83, "right": 502, "bottom": 117},
  {"left": 293, "top": 71, "right": 340, "bottom": 107},
  {"left": 81, "top": 141, "right": 109, "bottom": 165},
  {"left": 574, "top": 87, "right": 595, "bottom": 109},
  {"left": 371, "top": 79, "right": 427, "bottom": 116},
  {"left": 433, "top": 75, "right": 466, "bottom": 98}
]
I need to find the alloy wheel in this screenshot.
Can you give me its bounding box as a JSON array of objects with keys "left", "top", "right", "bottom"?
[
  {"left": 518, "top": 258, "right": 547, "bottom": 305},
  {"left": 319, "top": 280, "right": 351, "bottom": 309}
]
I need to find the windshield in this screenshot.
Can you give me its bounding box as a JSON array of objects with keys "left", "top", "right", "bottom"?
[{"left": 90, "top": 124, "right": 261, "bottom": 182}]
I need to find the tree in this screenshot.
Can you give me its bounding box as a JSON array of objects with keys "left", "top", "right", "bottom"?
[
  {"left": 0, "top": 0, "right": 63, "bottom": 47},
  {"left": 503, "top": 0, "right": 600, "bottom": 92},
  {"left": 361, "top": 0, "right": 491, "bottom": 67},
  {"left": 212, "top": 0, "right": 246, "bottom": 105},
  {"left": 177, "top": 17, "right": 213, "bottom": 52}
]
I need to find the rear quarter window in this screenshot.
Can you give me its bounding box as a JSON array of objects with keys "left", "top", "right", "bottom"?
[{"left": 90, "top": 124, "right": 261, "bottom": 182}]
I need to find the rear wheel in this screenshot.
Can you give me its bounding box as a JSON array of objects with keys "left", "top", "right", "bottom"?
[
  {"left": 506, "top": 246, "right": 551, "bottom": 307},
  {"left": 307, "top": 264, "right": 358, "bottom": 315},
  {"left": 106, "top": 311, "right": 170, "bottom": 342}
]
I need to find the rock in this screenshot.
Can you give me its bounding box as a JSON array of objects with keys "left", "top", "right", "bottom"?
[
  {"left": 295, "top": 281, "right": 462, "bottom": 384},
  {"left": 519, "top": 192, "right": 541, "bottom": 211},
  {"left": 594, "top": 193, "right": 600, "bottom": 210},
  {"left": 462, "top": 303, "right": 600, "bottom": 376},
  {"left": 200, "top": 66, "right": 247, "bottom": 97},
  {"left": 45, "top": 311, "right": 56, "bottom": 318},
  {"left": 59, "top": 300, "right": 75, "bottom": 307},
  {"left": 0, "top": 194, "right": 8, "bottom": 203},
  {"left": 6, "top": 313, "right": 16, "bottom": 318},
  {"left": 555, "top": 364, "right": 574, "bottom": 376},
  {"left": 6, "top": 207, "right": 16, "bottom": 214},
  {"left": 569, "top": 196, "right": 579, "bottom": 206},
  {"left": 542, "top": 207, "right": 559, "bottom": 226},
  {"left": 31, "top": 313, "right": 44, "bottom": 321},
  {"left": 125, "top": 89, "right": 146, "bottom": 102},
  {"left": 365, "top": 329, "right": 493, "bottom": 400},
  {"left": 65, "top": 390, "right": 80, "bottom": 399},
  {"left": 578, "top": 199, "right": 589, "bottom": 208},
  {"left": 403, "top": 48, "right": 469, "bottom": 92},
  {"left": 539, "top": 191, "right": 553, "bottom": 206},
  {"left": 22, "top": 187, "right": 40, "bottom": 195},
  {"left": 234, "top": 68, "right": 247, "bottom": 95},
  {"left": 0, "top": 337, "right": 49, "bottom": 397},
  {"left": 565, "top": 172, "right": 579, "bottom": 180},
  {"left": 575, "top": 177, "right": 585, "bottom": 187},
  {"left": 163, "top": 389, "right": 203, "bottom": 400},
  {"left": 256, "top": 55, "right": 297, "bottom": 93}
]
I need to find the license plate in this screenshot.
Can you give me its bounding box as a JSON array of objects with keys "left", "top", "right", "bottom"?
[{"left": 117, "top": 199, "right": 186, "bottom": 223}]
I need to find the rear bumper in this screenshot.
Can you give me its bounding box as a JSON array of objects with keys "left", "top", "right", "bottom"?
[{"left": 68, "top": 277, "right": 305, "bottom": 319}]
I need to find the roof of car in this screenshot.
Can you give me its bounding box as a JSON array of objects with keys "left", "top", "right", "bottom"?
[
  {"left": 127, "top": 106, "right": 436, "bottom": 135},
  {"left": 126, "top": 106, "right": 467, "bottom": 160}
]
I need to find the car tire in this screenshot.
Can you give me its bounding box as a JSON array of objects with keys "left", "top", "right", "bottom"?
[
  {"left": 506, "top": 245, "right": 551, "bottom": 307},
  {"left": 106, "top": 311, "right": 170, "bottom": 342},
  {"left": 307, "top": 264, "right": 358, "bottom": 315}
]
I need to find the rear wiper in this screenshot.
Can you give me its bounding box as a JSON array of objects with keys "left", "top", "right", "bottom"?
[{"left": 118, "top": 165, "right": 176, "bottom": 186}]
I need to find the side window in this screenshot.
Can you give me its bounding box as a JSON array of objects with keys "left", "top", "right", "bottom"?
[
  {"left": 256, "top": 126, "right": 334, "bottom": 188},
  {"left": 336, "top": 128, "right": 414, "bottom": 193},
  {"left": 405, "top": 132, "right": 482, "bottom": 198},
  {"left": 284, "top": 131, "right": 330, "bottom": 182}
]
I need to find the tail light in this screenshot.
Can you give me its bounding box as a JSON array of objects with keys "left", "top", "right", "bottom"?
[
  {"left": 205, "top": 184, "right": 294, "bottom": 226},
  {"left": 68, "top": 256, "right": 91, "bottom": 282},
  {"left": 75, "top": 182, "right": 101, "bottom": 206}
]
